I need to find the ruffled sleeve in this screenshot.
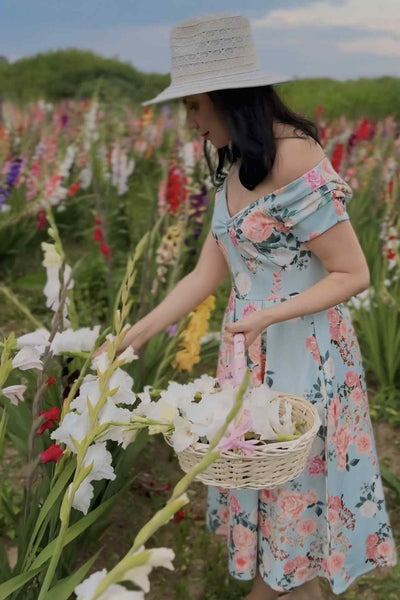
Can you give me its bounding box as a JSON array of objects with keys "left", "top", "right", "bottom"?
[{"left": 269, "top": 163, "right": 354, "bottom": 245}]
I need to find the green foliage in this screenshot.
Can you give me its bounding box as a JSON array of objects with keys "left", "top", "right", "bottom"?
[{"left": 0, "top": 49, "right": 169, "bottom": 106}]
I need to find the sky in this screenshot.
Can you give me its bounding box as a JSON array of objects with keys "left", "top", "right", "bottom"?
[{"left": 1, "top": 0, "right": 399, "bottom": 81}]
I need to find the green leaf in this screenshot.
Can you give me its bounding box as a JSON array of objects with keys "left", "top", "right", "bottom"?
[
  {"left": 42, "top": 548, "right": 102, "bottom": 600},
  {"left": 0, "top": 565, "right": 43, "bottom": 599},
  {"left": 0, "top": 494, "right": 119, "bottom": 598},
  {"left": 13, "top": 272, "right": 46, "bottom": 290},
  {"left": 31, "top": 493, "right": 118, "bottom": 569},
  {"left": 22, "top": 458, "right": 76, "bottom": 571}
]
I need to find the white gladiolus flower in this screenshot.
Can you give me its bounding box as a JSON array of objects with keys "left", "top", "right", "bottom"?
[
  {"left": 1, "top": 384, "right": 27, "bottom": 405},
  {"left": 50, "top": 411, "right": 91, "bottom": 452},
  {"left": 12, "top": 346, "right": 44, "bottom": 371},
  {"left": 96, "top": 399, "right": 137, "bottom": 448},
  {"left": 68, "top": 442, "right": 116, "bottom": 514},
  {"left": 41, "top": 242, "right": 62, "bottom": 268},
  {"left": 79, "top": 165, "right": 93, "bottom": 190},
  {"left": 139, "top": 395, "right": 179, "bottom": 428},
  {"left": 69, "top": 375, "right": 102, "bottom": 413},
  {"left": 170, "top": 414, "right": 197, "bottom": 452},
  {"left": 134, "top": 385, "right": 153, "bottom": 416},
  {"left": 74, "top": 568, "right": 144, "bottom": 600},
  {"left": 184, "top": 387, "right": 235, "bottom": 440},
  {"left": 123, "top": 546, "right": 175, "bottom": 593},
  {"left": 16, "top": 328, "right": 50, "bottom": 354},
  {"left": 50, "top": 326, "right": 101, "bottom": 354}
]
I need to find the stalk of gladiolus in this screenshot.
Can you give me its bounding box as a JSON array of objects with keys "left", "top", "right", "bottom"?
[
  {"left": 90, "top": 367, "right": 251, "bottom": 599},
  {"left": 37, "top": 246, "right": 145, "bottom": 598}
]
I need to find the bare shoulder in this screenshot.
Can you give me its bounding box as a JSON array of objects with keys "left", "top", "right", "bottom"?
[{"left": 272, "top": 131, "right": 326, "bottom": 189}]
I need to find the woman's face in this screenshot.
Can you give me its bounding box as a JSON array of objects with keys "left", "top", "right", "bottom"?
[{"left": 181, "top": 93, "right": 229, "bottom": 149}]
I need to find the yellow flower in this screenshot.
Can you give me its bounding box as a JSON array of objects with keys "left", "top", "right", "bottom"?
[{"left": 171, "top": 295, "right": 216, "bottom": 372}]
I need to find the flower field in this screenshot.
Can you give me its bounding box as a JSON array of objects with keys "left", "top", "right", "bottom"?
[{"left": 0, "top": 93, "right": 399, "bottom": 599}]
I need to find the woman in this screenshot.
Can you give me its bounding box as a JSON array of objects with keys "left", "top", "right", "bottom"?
[{"left": 94, "top": 13, "right": 397, "bottom": 600}]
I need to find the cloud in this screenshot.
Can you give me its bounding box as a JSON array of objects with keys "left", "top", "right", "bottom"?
[
  {"left": 337, "top": 36, "right": 400, "bottom": 57},
  {"left": 250, "top": 0, "right": 400, "bottom": 37}
]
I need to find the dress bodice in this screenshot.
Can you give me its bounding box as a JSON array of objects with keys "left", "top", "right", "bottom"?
[{"left": 211, "top": 155, "right": 354, "bottom": 305}]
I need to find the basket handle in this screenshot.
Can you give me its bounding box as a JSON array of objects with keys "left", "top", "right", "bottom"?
[{"left": 232, "top": 332, "right": 246, "bottom": 387}]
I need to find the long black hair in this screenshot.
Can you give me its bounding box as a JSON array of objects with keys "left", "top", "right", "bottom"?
[{"left": 202, "top": 84, "right": 321, "bottom": 191}]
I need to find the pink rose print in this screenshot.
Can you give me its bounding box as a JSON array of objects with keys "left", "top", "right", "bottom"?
[
  {"left": 350, "top": 386, "right": 363, "bottom": 405},
  {"left": 306, "top": 335, "right": 321, "bottom": 364},
  {"left": 218, "top": 506, "right": 229, "bottom": 522},
  {"left": 333, "top": 198, "right": 346, "bottom": 217},
  {"left": 284, "top": 556, "right": 311, "bottom": 581},
  {"left": 259, "top": 515, "right": 272, "bottom": 538},
  {"left": 340, "top": 319, "right": 348, "bottom": 337},
  {"left": 297, "top": 518, "right": 317, "bottom": 536},
  {"left": 308, "top": 232, "right": 321, "bottom": 241},
  {"left": 329, "top": 496, "right": 343, "bottom": 511},
  {"left": 229, "top": 494, "right": 242, "bottom": 514},
  {"left": 283, "top": 560, "right": 296, "bottom": 575},
  {"left": 260, "top": 489, "right": 279, "bottom": 504},
  {"left": 328, "top": 395, "right": 341, "bottom": 429},
  {"left": 234, "top": 551, "right": 254, "bottom": 573},
  {"left": 330, "top": 324, "right": 341, "bottom": 341},
  {"left": 241, "top": 303, "right": 258, "bottom": 319},
  {"left": 232, "top": 524, "right": 257, "bottom": 551},
  {"left": 327, "top": 550, "right": 345, "bottom": 575},
  {"left": 250, "top": 363, "right": 264, "bottom": 386},
  {"left": 303, "top": 490, "right": 319, "bottom": 506},
  {"left": 327, "top": 307, "right": 340, "bottom": 327},
  {"left": 328, "top": 509, "right": 340, "bottom": 523},
  {"left": 241, "top": 211, "right": 278, "bottom": 243},
  {"left": 278, "top": 492, "right": 307, "bottom": 519},
  {"left": 332, "top": 425, "right": 353, "bottom": 470},
  {"left": 376, "top": 541, "right": 395, "bottom": 559},
  {"left": 228, "top": 226, "right": 240, "bottom": 248},
  {"left": 355, "top": 433, "right": 371, "bottom": 454},
  {"left": 345, "top": 370, "right": 360, "bottom": 388},
  {"left": 304, "top": 169, "right": 326, "bottom": 190},
  {"left": 307, "top": 456, "right": 326, "bottom": 477}
]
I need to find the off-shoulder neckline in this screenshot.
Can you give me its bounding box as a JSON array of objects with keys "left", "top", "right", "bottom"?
[{"left": 223, "top": 155, "right": 328, "bottom": 221}]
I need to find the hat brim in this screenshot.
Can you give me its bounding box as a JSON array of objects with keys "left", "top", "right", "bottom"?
[{"left": 141, "top": 71, "right": 296, "bottom": 107}]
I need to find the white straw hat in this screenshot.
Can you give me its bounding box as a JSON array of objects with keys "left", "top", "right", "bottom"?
[{"left": 141, "top": 13, "right": 295, "bottom": 107}]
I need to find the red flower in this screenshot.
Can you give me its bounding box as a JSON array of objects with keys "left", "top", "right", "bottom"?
[
  {"left": 94, "top": 216, "right": 103, "bottom": 226},
  {"left": 40, "top": 444, "right": 63, "bottom": 463},
  {"left": 331, "top": 144, "right": 345, "bottom": 173},
  {"left": 173, "top": 509, "right": 186, "bottom": 523},
  {"left": 315, "top": 104, "right": 323, "bottom": 119},
  {"left": 93, "top": 227, "right": 104, "bottom": 242},
  {"left": 46, "top": 376, "right": 56, "bottom": 386},
  {"left": 159, "top": 483, "right": 172, "bottom": 492},
  {"left": 100, "top": 242, "right": 111, "bottom": 257},
  {"left": 36, "top": 210, "right": 47, "bottom": 231},
  {"left": 67, "top": 181, "right": 81, "bottom": 197},
  {"left": 40, "top": 407, "right": 61, "bottom": 422},
  {"left": 37, "top": 407, "right": 61, "bottom": 435},
  {"left": 355, "top": 119, "right": 374, "bottom": 141}
]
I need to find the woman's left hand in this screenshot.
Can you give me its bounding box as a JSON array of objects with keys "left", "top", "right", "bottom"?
[{"left": 223, "top": 310, "right": 273, "bottom": 349}]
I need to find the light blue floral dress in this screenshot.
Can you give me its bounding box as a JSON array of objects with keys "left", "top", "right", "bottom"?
[{"left": 206, "top": 155, "right": 397, "bottom": 594}]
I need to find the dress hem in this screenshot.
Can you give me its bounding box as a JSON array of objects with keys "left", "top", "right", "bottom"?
[{"left": 226, "top": 556, "right": 398, "bottom": 595}]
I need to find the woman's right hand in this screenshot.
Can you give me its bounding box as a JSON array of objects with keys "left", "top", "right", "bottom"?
[{"left": 92, "top": 323, "right": 147, "bottom": 360}]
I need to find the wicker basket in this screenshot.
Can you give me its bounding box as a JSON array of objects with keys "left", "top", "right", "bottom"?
[{"left": 164, "top": 332, "right": 321, "bottom": 490}]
